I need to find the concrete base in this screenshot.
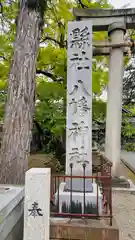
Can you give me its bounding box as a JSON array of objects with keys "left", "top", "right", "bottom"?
[
  {"left": 112, "top": 176, "right": 130, "bottom": 188},
  {"left": 112, "top": 178, "right": 135, "bottom": 194},
  {"left": 50, "top": 218, "right": 119, "bottom": 240},
  {"left": 55, "top": 182, "right": 102, "bottom": 215},
  {"left": 0, "top": 185, "right": 24, "bottom": 240}
]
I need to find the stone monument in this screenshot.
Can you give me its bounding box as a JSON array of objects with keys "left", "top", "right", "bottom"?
[
  {"left": 23, "top": 168, "right": 50, "bottom": 240},
  {"left": 65, "top": 20, "right": 93, "bottom": 192},
  {"left": 55, "top": 20, "right": 102, "bottom": 215}
]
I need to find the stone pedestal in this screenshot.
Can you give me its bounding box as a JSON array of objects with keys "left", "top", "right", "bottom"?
[
  {"left": 23, "top": 168, "right": 50, "bottom": 240},
  {"left": 112, "top": 176, "right": 130, "bottom": 188},
  {"left": 65, "top": 178, "right": 93, "bottom": 192},
  {"left": 50, "top": 218, "right": 119, "bottom": 240},
  {"left": 55, "top": 182, "right": 102, "bottom": 215}
]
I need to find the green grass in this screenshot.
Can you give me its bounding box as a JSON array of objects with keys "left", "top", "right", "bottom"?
[{"left": 127, "top": 168, "right": 135, "bottom": 184}]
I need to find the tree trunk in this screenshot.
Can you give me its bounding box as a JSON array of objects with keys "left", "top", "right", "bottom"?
[{"left": 0, "top": 1, "right": 44, "bottom": 184}]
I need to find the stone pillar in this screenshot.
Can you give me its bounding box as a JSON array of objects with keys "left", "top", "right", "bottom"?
[
  {"left": 55, "top": 20, "right": 102, "bottom": 215},
  {"left": 65, "top": 20, "right": 93, "bottom": 192},
  {"left": 105, "top": 22, "right": 126, "bottom": 175},
  {"left": 23, "top": 168, "right": 50, "bottom": 240}
]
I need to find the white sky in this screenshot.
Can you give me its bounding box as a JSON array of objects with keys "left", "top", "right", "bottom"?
[{"left": 110, "top": 0, "right": 135, "bottom": 8}]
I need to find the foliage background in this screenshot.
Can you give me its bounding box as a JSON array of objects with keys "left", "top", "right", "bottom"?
[{"left": 0, "top": 0, "right": 135, "bottom": 156}]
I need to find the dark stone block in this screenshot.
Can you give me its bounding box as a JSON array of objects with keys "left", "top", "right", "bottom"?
[{"left": 64, "top": 178, "right": 93, "bottom": 192}]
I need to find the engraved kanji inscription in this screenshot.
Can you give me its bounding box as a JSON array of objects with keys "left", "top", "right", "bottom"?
[
  {"left": 69, "top": 96, "right": 90, "bottom": 116},
  {"left": 70, "top": 51, "right": 90, "bottom": 71},
  {"left": 28, "top": 202, "right": 43, "bottom": 218},
  {"left": 78, "top": 96, "right": 90, "bottom": 116},
  {"left": 66, "top": 21, "right": 92, "bottom": 175},
  {"left": 68, "top": 121, "right": 88, "bottom": 145},
  {"left": 69, "top": 146, "right": 89, "bottom": 164},
  {"left": 77, "top": 146, "right": 88, "bottom": 164},
  {"left": 69, "top": 80, "right": 91, "bottom": 96},
  {"left": 69, "top": 147, "right": 80, "bottom": 162},
  {"left": 69, "top": 98, "right": 77, "bottom": 114},
  {"left": 68, "top": 122, "right": 78, "bottom": 141},
  {"left": 79, "top": 121, "right": 89, "bottom": 145},
  {"left": 70, "top": 26, "right": 90, "bottom": 49}
]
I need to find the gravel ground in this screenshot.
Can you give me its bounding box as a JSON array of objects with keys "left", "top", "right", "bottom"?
[{"left": 112, "top": 161, "right": 135, "bottom": 240}]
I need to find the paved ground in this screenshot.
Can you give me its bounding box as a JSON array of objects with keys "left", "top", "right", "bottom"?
[
  {"left": 113, "top": 192, "right": 135, "bottom": 240},
  {"left": 112, "top": 159, "right": 135, "bottom": 240}
]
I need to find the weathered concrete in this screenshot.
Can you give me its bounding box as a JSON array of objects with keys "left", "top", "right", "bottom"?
[
  {"left": 112, "top": 179, "right": 135, "bottom": 194},
  {"left": 0, "top": 185, "right": 24, "bottom": 240},
  {"left": 93, "top": 46, "right": 112, "bottom": 56},
  {"left": 73, "top": 8, "right": 135, "bottom": 31},
  {"left": 93, "top": 45, "right": 128, "bottom": 56},
  {"left": 111, "top": 176, "right": 130, "bottom": 188},
  {"left": 50, "top": 218, "right": 119, "bottom": 240}
]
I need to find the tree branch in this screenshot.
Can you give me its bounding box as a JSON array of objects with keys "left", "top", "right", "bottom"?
[
  {"left": 41, "top": 36, "right": 66, "bottom": 48},
  {"left": 0, "top": 1, "right": 3, "bottom": 14},
  {"left": 36, "top": 69, "right": 63, "bottom": 82},
  {"left": 77, "top": 0, "right": 89, "bottom": 8},
  {"left": 36, "top": 69, "right": 55, "bottom": 80}
]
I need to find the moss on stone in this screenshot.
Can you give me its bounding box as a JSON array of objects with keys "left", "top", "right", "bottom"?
[{"left": 61, "top": 200, "right": 97, "bottom": 217}]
